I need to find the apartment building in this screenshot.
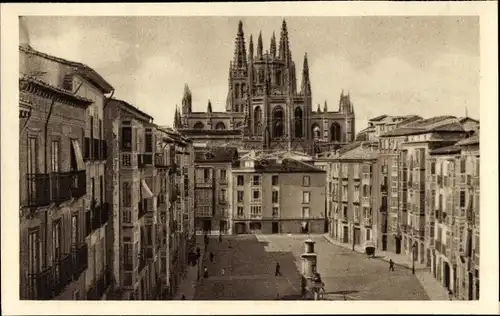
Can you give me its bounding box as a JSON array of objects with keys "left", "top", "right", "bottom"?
[
  {"left": 194, "top": 147, "right": 238, "bottom": 234},
  {"left": 322, "top": 143, "right": 382, "bottom": 249},
  {"left": 104, "top": 98, "right": 158, "bottom": 300},
  {"left": 19, "top": 44, "right": 114, "bottom": 300},
  {"left": 379, "top": 116, "right": 470, "bottom": 266},
  {"left": 427, "top": 131, "right": 479, "bottom": 300},
  {"left": 232, "top": 151, "right": 326, "bottom": 234}
]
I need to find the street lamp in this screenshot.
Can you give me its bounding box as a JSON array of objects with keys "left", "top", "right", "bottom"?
[{"left": 411, "top": 242, "right": 417, "bottom": 275}]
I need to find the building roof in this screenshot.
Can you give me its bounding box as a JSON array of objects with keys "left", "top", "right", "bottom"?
[
  {"left": 20, "top": 45, "right": 114, "bottom": 93},
  {"left": 19, "top": 74, "right": 94, "bottom": 105},
  {"left": 429, "top": 145, "right": 462, "bottom": 156},
  {"left": 380, "top": 116, "right": 464, "bottom": 137},
  {"left": 245, "top": 158, "right": 325, "bottom": 174},
  {"left": 368, "top": 114, "right": 389, "bottom": 122},
  {"left": 455, "top": 131, "right": 479, "bottom": 146},
  {"left": 180, "top": 129, "right": 243, "bottom": 136},
  {"left": 109, "top": 98, "right": 154, "bottom": 122},
  {"left": 338, "top": 142, "right": 379, "bottom": 161},
  {"left": 194, "top": 147, "right": 239, "bottom": 163}
]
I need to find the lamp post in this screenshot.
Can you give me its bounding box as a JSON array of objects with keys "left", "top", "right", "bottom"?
[{"left": 412, "top": 242, "right": 416, "bottom": 275}]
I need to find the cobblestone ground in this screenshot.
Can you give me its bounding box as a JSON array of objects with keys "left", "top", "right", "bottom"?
[
  {"left": 193, "top": 235, "right": 302, "bottom": 300},
  {"left": 193, "top": 234, "right": 429, "bottom": 300},
  {"left": 264, "top": 235, "right": 430, "bottom": 300}
]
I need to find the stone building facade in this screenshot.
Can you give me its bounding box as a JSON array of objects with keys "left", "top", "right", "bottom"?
[{"left": 175, "top": 20, "right": 356, "bottom": 155}]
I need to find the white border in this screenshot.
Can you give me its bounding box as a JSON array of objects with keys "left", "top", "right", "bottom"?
[{"left": 1, "top": 2, "right": 498, "bottom": 315}]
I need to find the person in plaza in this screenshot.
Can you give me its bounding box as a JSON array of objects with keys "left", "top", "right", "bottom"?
[
  {"left": 448, "top": 289, "right": 453, "bottom": 300},
  {"left": 203, "top": 266, "right": 209, "bottom": 279},
  {"left": 219, "top": 233, "right": 222, "bottom": 243},
  {"left": 275, "top": 262, "right": 282, "bottom": 276},
  {"left": 210, "top": 251, "right": 215, "bottom": 263},
  {"left": 389, "top": 259, "right": 395, "bottom": 271},
  {"left": 181, "top": 295, "right": 186, "bottom": 300}
]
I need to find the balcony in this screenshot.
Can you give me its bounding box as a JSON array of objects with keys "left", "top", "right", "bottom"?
[
  {"left": 54, "top": 253, "right": 74, "bottom": 297},
  {"left": 71, "top": 243, "right": 88, "bottom": 280},
  {"left": 26, "top": 171, "right": 86, "bottom": 208},
  {"left": 139, "top": 252, "right": 147, "bottom": 273},
  {"left": 29, "top": 266, "right": 54, "bottom": 300},
  {"left": 362, "top": 196, "right": 371, "bottom": 206},
  {"left": 100, "top": 140, "right": 108, "bottom": 161},
  {"left": 140, "top": 153, "right": 153, "bottom": 167},
  {"left": 218, "top": 177, "right": 228, "bottom": 185},
  {"left": 92, "top": 138, "right": 100, "bottom": 161},
  {"left": 86, "top": 202, "right": 109, "bottom": 237},
  {"left": 121, "top": 152, "right": 138, "bottom": 169},
  {"left": 154, "top": 153, "right": 168, "bottom": 168},
  {"left": 363, "top": 217, "right": 372, "bottom": 226},
  {"left": 380, "top": 185, "right": 388, "bottom": 195},
  {"left": 219, "top": 198, "right": 228, "bottom": 205}
]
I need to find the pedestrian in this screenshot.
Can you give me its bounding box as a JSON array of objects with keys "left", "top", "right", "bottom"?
[
  {"left": 221, "top": 268, "right": 225, "bottom": 275},
  {"left": 210, "top": 251, "right": 214, "bottom": 263},
  {"left": 276, "top": 293, "right": 280, "bottom": 300},
  {"left": 203, "top": 266, "right": 209, "bottom": 279},
  {"left": 448, "top": 289, "right": 453, "bottom": 301},
  {"left": 181, "top": 295, "right": 186, "bottom": 300},
  {"left": 275, "top": 262, "right": 282, "bottom": 276},
  {"left": 219, "top": 233, "right": 222, "bottom": 243},
  {"left": 389, "top": 259, "right": 395, "bottom": 272}
]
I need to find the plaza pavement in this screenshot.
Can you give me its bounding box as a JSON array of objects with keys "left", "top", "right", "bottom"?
[{"left": 176, "top": 234, "right": 442, "bottom": 300}]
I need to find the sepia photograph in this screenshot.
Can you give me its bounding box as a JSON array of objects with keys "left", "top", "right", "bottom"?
[{"left": 1, "top": 2, "right": 498, "bottom": 315}]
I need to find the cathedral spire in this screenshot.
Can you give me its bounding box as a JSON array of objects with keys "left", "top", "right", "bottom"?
[
  {"left": 270, "top": 32, "right": 276, "bottom": 58},
  {"left": 279, "top": 19, "right": 290, "bottom": 62},
  {"left": 207, "top": 100, "right": 213, "bottom": 113},
  {"left": 248, "top": 34, "right": 254, "bottom": 62},
  {"left": 257, "top": 31, "right": 263, "bottom": 59},
  {"left": 233, "top": 20, "right": 247, "bottom": 68},
  {"left": 301, "top": 53, "right": 311, "bottom": 96},
  {"left": 173, "top": 105, "right": 179, "bottom": 127},
  {"left": 182, "top": 83, "right": 192, "bottom": 114},
  {"left": 317, "top": 104, "right": 321, "bottom": 113},
  {"left": 323, "top": 100, "right": 328, "bottom": 112}
]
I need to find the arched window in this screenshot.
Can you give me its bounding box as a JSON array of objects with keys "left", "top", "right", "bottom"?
[
  {"left": 193, "top": 122, "right": 204, "bottom": 129},
  {"left": 215, "top": 122, "right": 226, "bottom": 130},
  {"left": 294, "top": 107, "right": 303, "bottom": 138},
  {"left": 253, "top": 106, "right": 262, "bottom": 135},
  {"left": 330, "top": 122, "right": 341, "bottom": 142},
  {"left": 272, "top": 106, "right": 284, "bottom": 137},
  {"left": 312, "top": 124, "right": 320, "bottom": 139}
]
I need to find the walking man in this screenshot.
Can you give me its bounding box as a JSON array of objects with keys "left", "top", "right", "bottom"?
[
  {"left": 275, "top": 262, "right": 282, "bottom": 276},
  {"left": 389, "top": 259, "right": 395, "bottom": 272},
  {"left": 219, "top": 233, "right": 222, "bottom": 243},
  {"left": 210, "top": 251, "right": 214, "bottom": 263}
]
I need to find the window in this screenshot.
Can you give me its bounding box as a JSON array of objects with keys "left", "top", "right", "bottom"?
[
  {"left": 302, "top": 207, "right": 310, "bottom": 218},
  {"left": 123, "top": 182, "right": 131, "bottom": 207},
  {"left": 272, "top": 207, "right": 279, "bottom": 217},
  {"left": 272, "top": 190, "right": 279, "bottom": 203},
  {"left": 53, "top": 219, "right": 62, "bottom": 280},
  {"left": 220, "top": 169, "right": 227, "bottom": 181},
  {"left": 430, "top": 161, "right": 436, "bottom": 174},
  {"left": 237, "top": 207, "right": 244, "bottom": 217},
  {"left": 460, "top": 190, "right": 466, "bottom": 208},
  {"left": 123, "top": 242, "right": 133, "bottom": 270},
  {"left": 100, "top": 176, "right": 104, "bottom": 204},
  {"left": 237, "top": 191, "right": 244, "bottom": 203},
  {"left": 460, "top": 158, "right": 466, "bottom": 173},
  {"left": 237, "top": 175, "right": 244, "bottom": 186},
  {"left": 343, "top": 206, "right": 348, "bottom": 218},
  {"left": 302, "top": 191, "right": 310, "bottom": 204},
  {"left": 251, "top": 189, "right": 261, "bottom": 202},
  {"left": 219, "top": 189, "right": 226, "bottom": 202},
  {"left": 91, "top": 177, "right": 95, "bottom": 201},
  {"left": 51, "top": 140, "right": 60, "bottom": 173},
  {"left": 204, "top": 169, "right": 210, "bottom": 182},
  {"left": 121, "top": 126, "right": 132, "bottom": 151},
  {"left": 145, "top": 132, "right": 153, "bottom": 152},
  {"left": 28, "top": 229, "right": 40, "bottom": 277},
  {"left": 303, "top": 176, "right": 310, "bottom": 187},
  {"left": 71, "top": 214, "right": 78, "bottom": 245},
  {"left": 250, "top": 205, "right": 262, "bottom": 217},
  {"left": 27, "top": 136, "right": 38, "bottom": 174},
  {"left": 366, "top": 229, "right": 371, "bottom": 241},
  {"left": 272, "top": 175, "right": 279, "bottom": 186},
  {"left": 252, "top": 175, "right": 261, "bottom": 186}
]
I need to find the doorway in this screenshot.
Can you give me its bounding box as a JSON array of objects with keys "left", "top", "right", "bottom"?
[
  {"left": 395, "top": 236, "right": 401, "bottom": 254},
  {"left": 272, "top": 222, "right": 279, "bottom": 234},
  {"left": 343, "top": 226, "right": 349, "bottom": 243},
  {"left": 203, "top": 220, "right": 212, "bottom": 233},
  {"left": 219, "top": 220, "right": 227, "bottom": 234},
  {"left": 382, "top": 235, "right": 387, "bottom": 251}
]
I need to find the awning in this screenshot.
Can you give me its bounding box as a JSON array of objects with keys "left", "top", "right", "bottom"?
[
  {"left": 141, "top": 179, "right": 154, "bottom": 199},
  {"left": 71, "top": 139, "right": 85, "bottom": 171}
]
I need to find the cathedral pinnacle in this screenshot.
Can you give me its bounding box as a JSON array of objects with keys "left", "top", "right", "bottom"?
[
  {"left": 324, "top": 100, "right": 328, "bottom": 112},
  {"left": 248, "top": 34, "right": 254, "bottom": 61},
  {"left": 301, "top": 53, "right": 311, "bottom": 95},
  {"left": 257, "top": 31, "right": 263, "bottom": 59},
  {"left": 270, "top": 32, "right": 276, "bottom": 58},
  {"left": 207, "top": 100, "right": 213, "bottom": 113},
  {"left": 233, "top": 20, "right": 247, "bottom": 68}
]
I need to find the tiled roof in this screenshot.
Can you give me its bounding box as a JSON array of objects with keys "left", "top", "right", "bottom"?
[
  {"left": 250, "top": 158, "right": 325, "bottom": 174},
  {"left": 369, "top": 114, "right": 388, "bottom": 122},
  {"left": 20, "top": 45, "right": 114, "bottom": 93},
  {"left": 195, "top": 147, "right": 239, "bottom": 162},
  {"left": 429, "top": 145, "right": 461, "bottom": 155},
  {"left": 108, "top": 98, "right": 153, "bottom": 122},
  {"left": 455, "top": 132, "right": 479, "bottom": 146},
  {"left": 19, "top": 74, "right": 94, "bottom": 104},
  {"left": 338, "top": 142, "right": 379, "bottom": 161},
  {"left": 380, "top": 116, "right": 464, "bottom": 137},
  {"left": 180, "top": 129, "right": 242, "bottom": 136}
]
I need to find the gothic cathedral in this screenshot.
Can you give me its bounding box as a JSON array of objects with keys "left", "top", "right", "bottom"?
[{"left": 174, "top": 20, "right": 355, "bottom": 154}]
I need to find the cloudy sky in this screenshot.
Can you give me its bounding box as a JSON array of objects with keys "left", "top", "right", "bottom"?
[{"left": 21, "top": 16, "right": 479, "bottom": 132}]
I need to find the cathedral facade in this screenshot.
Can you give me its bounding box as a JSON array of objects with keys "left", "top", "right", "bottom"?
[{"left": 175, "top": 20, "right": 355, "bottom": 154}]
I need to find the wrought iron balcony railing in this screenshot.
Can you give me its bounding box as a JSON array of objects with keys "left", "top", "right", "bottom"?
[{"left": 26, "top": 171, "right": 86, "bottom": 208}]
